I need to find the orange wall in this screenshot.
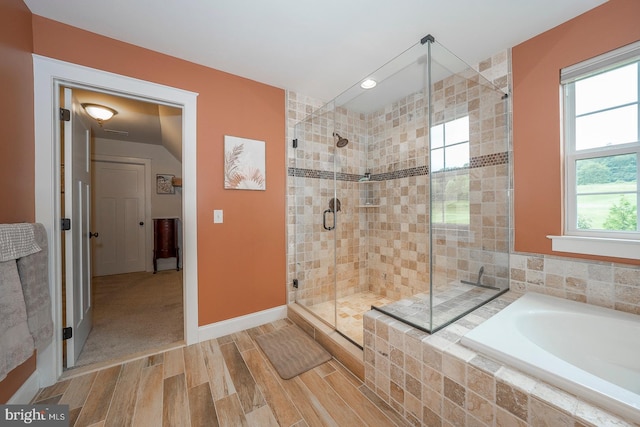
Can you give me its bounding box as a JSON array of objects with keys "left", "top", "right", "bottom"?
[
  {"left": 512, "top": 0, "right": 640, "bottom": 265},
  {"left": 0, "top": 0, "right": 35, "bottom": 223},
  {"left": 0, "top": 0, "right": 36, "bottom": 402},
  {"left": 0, "top": 353, "right": 36, "bottom": 404},
  {"left": 31, "top": 16, "right": 287, "bottom": 325}
]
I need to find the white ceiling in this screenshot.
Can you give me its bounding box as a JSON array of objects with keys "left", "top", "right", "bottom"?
[
  {"left": 25, "top": 0, "right": 607, "bottom": 145},
  {"left": 25, "top": 0, "right": 607, "bottom": 102}
]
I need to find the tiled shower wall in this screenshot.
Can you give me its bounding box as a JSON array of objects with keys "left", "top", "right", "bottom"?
[
  {"left": 287, "top": 99, "right": 370, "bottom": 308},
  {"left": 287, "top": 92, "right": 325, "bottom": 305},
  {"left": 287, "top": 49, "right": 512, "bottom": 307},
  {"left": 365, "top": 91, "right": 430, "bottom": 300},
  {"left": 366, "top": 63, "right": 511, "bottom": 301}
]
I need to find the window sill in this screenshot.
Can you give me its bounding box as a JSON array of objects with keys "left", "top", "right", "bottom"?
[{"left": 547, "top": 235, "right": 640, "bottom": 260}]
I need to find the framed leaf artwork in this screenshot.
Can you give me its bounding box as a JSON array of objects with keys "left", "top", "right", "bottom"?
[{"left": 224, "top": 135, "right": 266, "bottom": 190}]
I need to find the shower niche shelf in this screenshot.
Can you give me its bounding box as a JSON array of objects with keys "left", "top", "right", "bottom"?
[{"left": 358, "top": 179, "right": 380, "bottom": 208}]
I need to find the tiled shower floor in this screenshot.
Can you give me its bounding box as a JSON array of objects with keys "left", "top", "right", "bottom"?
[
  {"left": 304, "top": 283, "right": 505, "bottom": 345},
  {"left": 305, "top": 291, "right": 396, "bottom": 346},
  {"left": 374, "top": 282, "right": 506, "bottom": 332}
]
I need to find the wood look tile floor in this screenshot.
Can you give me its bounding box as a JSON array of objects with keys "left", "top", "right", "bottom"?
[{"left": 33, "top": 318, "right": 407, "bottom": 427}]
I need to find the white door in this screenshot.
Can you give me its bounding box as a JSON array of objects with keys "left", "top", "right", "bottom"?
[
  {"left": 63, "top": 88, "right": 93, "bottom": 368},
  {"left": 92, "top": 161, "right": 146, "bottom": 276}
]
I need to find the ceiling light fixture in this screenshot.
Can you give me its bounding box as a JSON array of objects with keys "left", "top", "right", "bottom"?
[
  {"left": 360, "top": 78, "right": 377, "bottom": 89},
  {"left": 81, "top": 103, "right": 117, "bottom": 125}
]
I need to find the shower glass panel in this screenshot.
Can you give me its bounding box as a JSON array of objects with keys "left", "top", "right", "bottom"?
[
  {"left": 292, "top": 35, "right": 510, "bottom": 341},
  {"left": 333, "top": 40, "right": 433, "bottom": 341},
  {"left": 426, "top": 41, "right": 510, "bottom": 331},
  {"left": 293, "top": 102, "right": 337, "bottom": 330},
  {"left": 368, "top": 39, "right": 510, "bottom": 332}
]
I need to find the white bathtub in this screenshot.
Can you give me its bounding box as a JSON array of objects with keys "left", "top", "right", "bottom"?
[{"left": 461, "top": 292, "right": 640, "bottom": 423}]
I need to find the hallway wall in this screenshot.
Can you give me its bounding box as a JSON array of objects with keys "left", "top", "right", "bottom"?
[{"left": 93, "top": 138, "right": 183, "bottom": 219}]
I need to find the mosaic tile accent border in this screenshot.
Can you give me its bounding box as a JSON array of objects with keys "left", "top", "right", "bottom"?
[
  {"left": 469, "top": 152, "right": 509, "bottom": 169},
  {"left": 373, "top": 165, "right": 429, "bottom": 182},
  {"left": 289, "top": 151, "right": 508, "bottom": 182},
  {"left": 287, "top": 167, "right": 362, "bottom": 182}
]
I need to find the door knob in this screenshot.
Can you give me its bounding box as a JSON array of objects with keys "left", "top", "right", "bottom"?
[
  {"left": 89, "top": 232, "right": 99, "bottom": 238},
  {"left": 139, "top": 221, "right": 144, "bottom": 226}
]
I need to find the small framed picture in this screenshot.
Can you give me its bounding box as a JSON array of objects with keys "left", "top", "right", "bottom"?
[
  {"left": 224, "top": 135, "right": 266, "bottom": 190},
  {"left": 156, "top": 174, "right": 175, "bottom": 194}
]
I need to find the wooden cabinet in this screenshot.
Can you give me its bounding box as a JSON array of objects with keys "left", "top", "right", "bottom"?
[{"left": 153, "top": 218, "right": 180, "bottom": 273}]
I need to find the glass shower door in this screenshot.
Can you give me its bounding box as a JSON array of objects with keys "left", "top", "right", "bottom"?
[
  {"left": 332, "top": 111, "right": 367, "bottom": 346},
  {"left": 292, "top": 103, "right": 337, "bottom": 330}
]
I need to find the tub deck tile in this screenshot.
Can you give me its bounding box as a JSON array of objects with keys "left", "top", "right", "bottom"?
[{"left": 365, "top": 291, "right": 640, "bottom": 426}]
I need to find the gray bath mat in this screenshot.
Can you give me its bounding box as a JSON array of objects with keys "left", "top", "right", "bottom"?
[{"left": 255, "top": 325, "right": 332, "bottom": 379}]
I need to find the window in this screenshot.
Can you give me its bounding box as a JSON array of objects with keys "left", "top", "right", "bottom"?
[
  {"left": 562, "top": 43, "right": 640, "bottom": 242},
  {"left": 430, "top": 116, "right": 470, "bottom": 224}
]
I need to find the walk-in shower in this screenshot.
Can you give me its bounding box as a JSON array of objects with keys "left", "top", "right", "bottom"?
[{"left": 289, "top": 35, "right": 510, "bottom": 346}]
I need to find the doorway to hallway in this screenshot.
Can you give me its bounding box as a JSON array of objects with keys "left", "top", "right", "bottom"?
[
  {"left": 34, "top": 54, "right": 199, "bottom": 385},
  {"left": 59, "top": 85, "right": 185, "bottom": 372}
]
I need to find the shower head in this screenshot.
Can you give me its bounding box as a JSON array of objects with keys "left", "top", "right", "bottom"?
[{"left": 333, "top": 132, "right": 349, "bottom": 147}]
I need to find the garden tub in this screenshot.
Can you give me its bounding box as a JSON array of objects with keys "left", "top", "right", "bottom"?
[{"left": 461, "top": 292, "right": 640, "bottom": 423}]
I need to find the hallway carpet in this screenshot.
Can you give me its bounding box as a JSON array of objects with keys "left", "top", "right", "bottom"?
[{"left": 73, "top": 270, "right": 183, "bottom": 369}]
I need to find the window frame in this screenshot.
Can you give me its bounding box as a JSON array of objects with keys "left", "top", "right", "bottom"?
[
  {"left": 562, "top": 42, "right": 640, "bottom": 241},
  {"left": 430, "top": 116, "right": 471, "bottom": 225}
]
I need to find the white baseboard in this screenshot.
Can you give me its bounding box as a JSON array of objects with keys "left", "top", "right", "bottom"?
[
  {"left": 198, "top": 305, "right": 287, "bottom": 342},
  {"left": 8, "top": 371, "right": 39, "bottom": 404}
]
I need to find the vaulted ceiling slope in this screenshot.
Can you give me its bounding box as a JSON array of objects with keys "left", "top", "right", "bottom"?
[{"left": 73, "top": 89, "right": 182, "bottom": 159}]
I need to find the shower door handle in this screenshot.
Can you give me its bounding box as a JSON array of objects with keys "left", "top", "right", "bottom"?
[{"left": 322, "top": 209, "right": 335, "bottom": 231}]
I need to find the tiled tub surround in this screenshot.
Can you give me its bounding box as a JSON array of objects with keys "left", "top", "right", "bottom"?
[
  {"left": 363, "top": 292, "right": 640, "bottom": 427},
  {"left": 461, "top": 292, "right": 640, "bottom": 424},
  {"left": 510, "top": 253, "right": 640, "bottom": 316}
]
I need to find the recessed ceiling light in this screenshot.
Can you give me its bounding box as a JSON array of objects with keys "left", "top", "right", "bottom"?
[{"left": 360, "top": 79, "right": 377, "bottom": 89}]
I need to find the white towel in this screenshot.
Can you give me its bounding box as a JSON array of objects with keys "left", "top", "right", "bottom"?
[
  {"left": 0, "top": 223, "right": 41, "bottom": 262},
  {"left": 0, "top": 260, "right": 35, "bottom": 381},
  {"left": 17, "top": 224, "right": 53, "bottom": 351}
]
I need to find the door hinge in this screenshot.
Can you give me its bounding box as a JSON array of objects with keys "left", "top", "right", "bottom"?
[
  {"left": 292, "top": 138, "right": 298, "bottom": 149},
  {"left": 60, "top": 108, "right": 71, "bottom": 122},
  {"left": 292, "top": 279, "right": 298, "bottom": 289},
  {"left": 62, "top": 327, "right": 72, "bottom": 340},
  {"left": 61, "top": 218, "right": 71, "bottom": 231}
]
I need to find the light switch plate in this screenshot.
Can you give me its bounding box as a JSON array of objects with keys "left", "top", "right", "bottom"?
[{"left": 214, "top": 210, "right": 223, "bottom": 223}]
